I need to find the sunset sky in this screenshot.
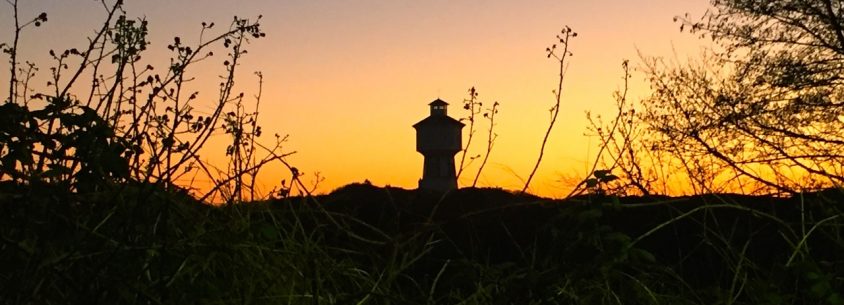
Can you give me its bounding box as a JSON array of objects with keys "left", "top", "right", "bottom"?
[{"left": 2, "top": 0, "right": 713, "bottom": 197}]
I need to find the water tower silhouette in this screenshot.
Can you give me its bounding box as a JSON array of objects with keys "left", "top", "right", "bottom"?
[{"left": 413, "top": 99, "right": 465, "bottom": 192}]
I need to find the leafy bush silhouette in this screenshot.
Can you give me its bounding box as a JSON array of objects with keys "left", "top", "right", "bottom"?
[
  {"left": 1, "top": 100, "right": 131, "bottom": 192},
  {"left": 0, "top": 1, "right": 292, "bottom": 202}
]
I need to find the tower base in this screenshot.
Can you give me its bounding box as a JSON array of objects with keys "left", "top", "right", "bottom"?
[{"left": 418, "top": 178, "right": 458, "bottom": 193}]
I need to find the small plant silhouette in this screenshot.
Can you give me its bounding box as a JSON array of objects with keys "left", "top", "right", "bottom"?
[
  {"left": 585, "top": 169, "right": 618, "bottom": 196},
  {"left": 523, "top": 26, "right": 576, "bottom": 194},
  {"left": 456, "top": 86, "right": 482, "bottom": 180},
  {"left": 472, "top": 100, "right": 499, "bottom": 187},
  {"left": 567, "top": 60, "right": 653, "bottom": 197},
  {"left": 455, "top": 87, "right": 501, "bottom": 187}
]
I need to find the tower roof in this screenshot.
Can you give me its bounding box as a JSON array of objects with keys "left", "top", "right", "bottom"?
[
  {"left": 429, "top": 99, "right": 448, "bottom": 106},
  {"left": 413, "top": 115, "right": 464, "bottom": 129}
]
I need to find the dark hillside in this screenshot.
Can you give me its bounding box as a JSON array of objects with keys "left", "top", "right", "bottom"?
[
  {"left": 279, "top": 185, "right": 843, "bottom": 289},
  {"left": 307, "top": 185, "right": 844, "bottom": 298},
  {"left": 2, "top": 182, "right": 842, "bottom": 304}
]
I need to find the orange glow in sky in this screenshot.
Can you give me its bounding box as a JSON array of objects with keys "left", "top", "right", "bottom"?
[{"left": 2, "top": 0, "right": 713, "bottom": 198}]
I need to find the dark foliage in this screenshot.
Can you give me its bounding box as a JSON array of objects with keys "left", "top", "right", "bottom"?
[{"left": 639, "top": 0, "right": 844, "bottom": 194}]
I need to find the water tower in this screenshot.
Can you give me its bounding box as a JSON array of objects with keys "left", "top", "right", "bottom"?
[{"left": 413, "top": 99, "right": 465, "bottom": 192}]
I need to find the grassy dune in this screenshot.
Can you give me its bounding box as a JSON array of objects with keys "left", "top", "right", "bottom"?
[{"left": 1, "top": 182, "right": 842, "bottom": 304}]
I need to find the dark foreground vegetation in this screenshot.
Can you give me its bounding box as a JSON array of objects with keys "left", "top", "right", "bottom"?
[{"left": 2, "top": 182, "right": 842, "bottom": 304}]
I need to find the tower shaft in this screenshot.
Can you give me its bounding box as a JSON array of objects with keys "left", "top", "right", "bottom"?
[{"left": 419, "top": 151, "right": 458, "bottom": 191}]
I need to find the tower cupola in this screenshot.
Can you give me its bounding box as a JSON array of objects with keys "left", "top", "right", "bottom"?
[{"left": 429, "top": 98, "right": 448, "bottom": 116}]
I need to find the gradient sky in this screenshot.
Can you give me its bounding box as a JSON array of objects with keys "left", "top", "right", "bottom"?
[{"left": 2, "top": 0, "right": 713, "bottom": 197}]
